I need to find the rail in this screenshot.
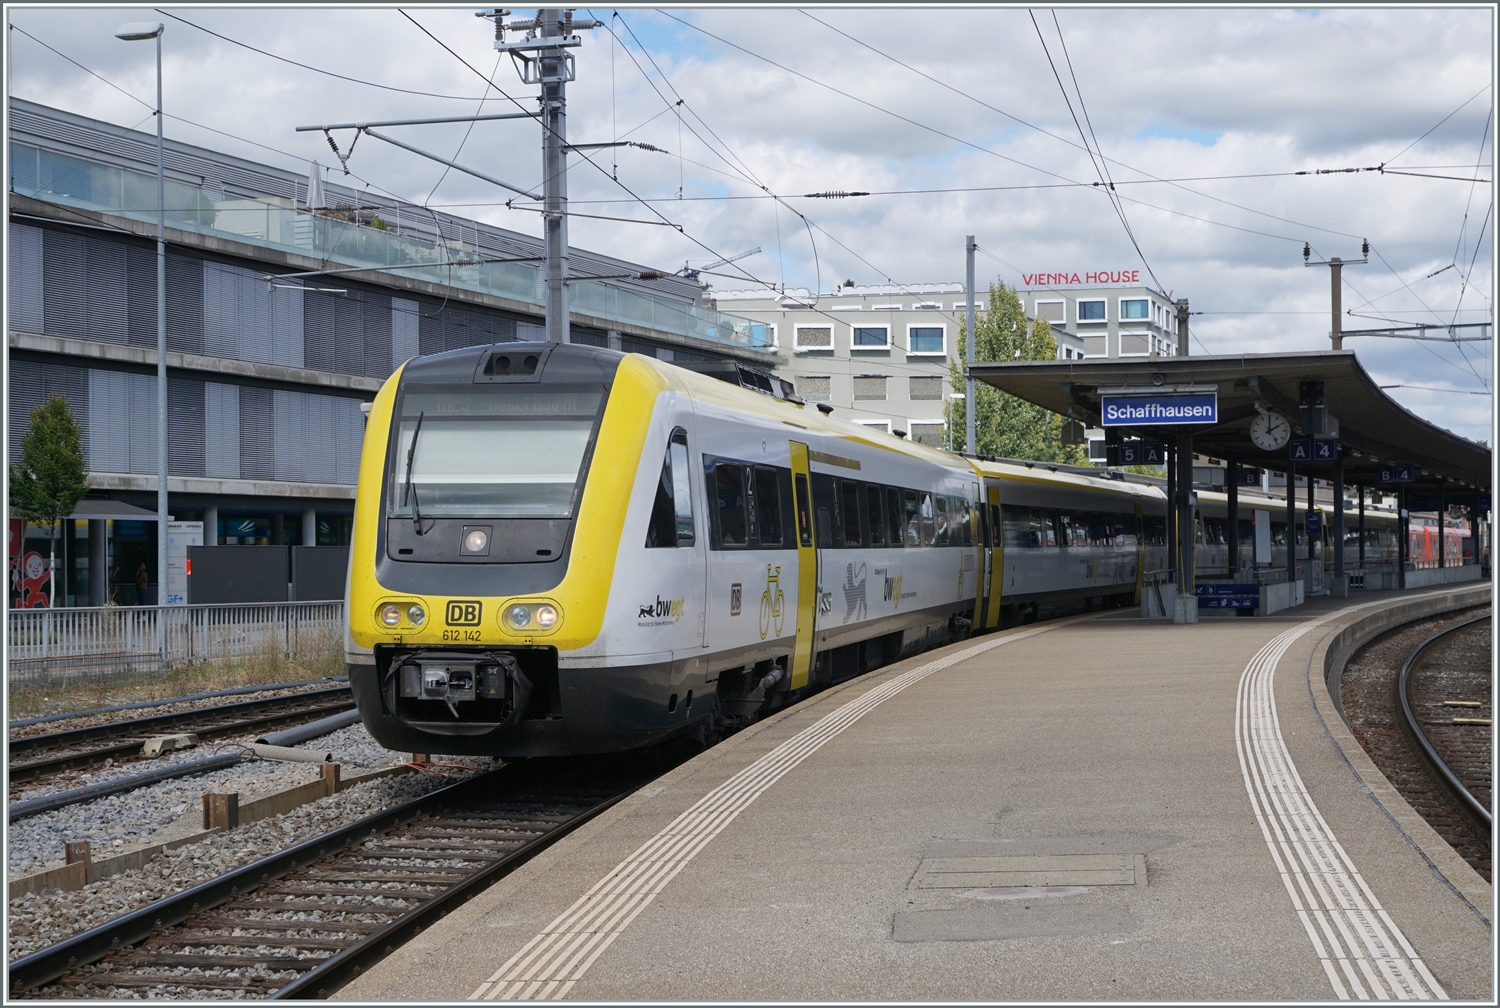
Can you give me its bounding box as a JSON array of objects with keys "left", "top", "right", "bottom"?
[
  {"left": 6, "top": 601, "right": 343, "bottom": 685},
  {"left": 1397, "top": 614, "right": 1492, "bottom": 830}
]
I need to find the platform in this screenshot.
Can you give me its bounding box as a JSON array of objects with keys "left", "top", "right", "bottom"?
[{"left": 339, "top": 585, "right": 1493, "bottom": 1002}]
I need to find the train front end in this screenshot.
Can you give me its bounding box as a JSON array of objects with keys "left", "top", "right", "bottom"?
[{"left": 345, "top": 342, "right": 663, "bottom": 757}]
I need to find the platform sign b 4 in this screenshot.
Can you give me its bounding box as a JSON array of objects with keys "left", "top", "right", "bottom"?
[{"left": 1379, "top": 464, "right": 1415, "bottom": 483}]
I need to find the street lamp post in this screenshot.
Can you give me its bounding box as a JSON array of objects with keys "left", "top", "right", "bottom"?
[{"left": 116, "top": 22, "right": 166, "bottom": 651}]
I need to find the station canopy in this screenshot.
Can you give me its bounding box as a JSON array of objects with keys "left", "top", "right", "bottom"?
[{"left": 969, "top": 350, "right": 1490, "bottom": 497}]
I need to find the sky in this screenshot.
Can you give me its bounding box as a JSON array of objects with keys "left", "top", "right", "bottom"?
[{"left": 5, "top": 4, "right": 1495, "bottom": 443}]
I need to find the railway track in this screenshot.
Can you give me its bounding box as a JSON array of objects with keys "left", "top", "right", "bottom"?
[
  {"left": 1340, "top": 605, "right": 1492, "bottom": 881},
  {"left": 8, "top": 759, "right": 646, "bottom": 1000},
  {"left": 1399, "top": 614, "right": 1492, "bottom": 833},
  {"left": 7, "top": 687, "right": 355, "bottom": 789}
]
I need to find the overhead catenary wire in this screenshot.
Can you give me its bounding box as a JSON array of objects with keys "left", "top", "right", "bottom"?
[{"left": 155, "top": 8, "right": 485, "bottom": 101}]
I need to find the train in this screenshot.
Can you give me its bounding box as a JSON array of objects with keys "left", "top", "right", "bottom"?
[{"left": 343, "top": 342, "right": 1413, "bottom": 758}]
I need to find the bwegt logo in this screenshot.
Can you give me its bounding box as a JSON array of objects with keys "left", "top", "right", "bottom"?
[
  {"left": 446, "top": 600, "right": 482, "bottom": 626},
  {"left": 638, "top": 595, "right": 685, "bottom": 622}
]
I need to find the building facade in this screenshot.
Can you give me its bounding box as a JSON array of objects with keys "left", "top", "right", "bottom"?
[
  {"left": 715, "top": 284, "right": 1084, "bottom": 450},
  {"left": 1016, "top": 269, "right": 1188, "bottom": 359},
  {"left": 7, "top": 99, "right": 773, "bottom": 607}
]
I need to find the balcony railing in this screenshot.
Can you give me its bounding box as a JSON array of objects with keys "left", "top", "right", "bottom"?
[{"left": 10, "top": 142, "right": 774, "bottom": 353}]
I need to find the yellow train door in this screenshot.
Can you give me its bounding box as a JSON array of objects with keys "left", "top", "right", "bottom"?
[
  {"left": 788, "top": 442, "right": 818, "bottom": 690},
  {"left": 983, "top": 482, "right": 1004, "bottom": 629}
]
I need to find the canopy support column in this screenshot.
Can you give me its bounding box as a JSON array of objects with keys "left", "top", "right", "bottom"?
[
  {"left": 1227, "top": 460, "right": 1240, "bottom": 578},
  {"left": 1174, "top": 427, "right": 1197, "bottom": 624},
  {"left": 1332, "top": 457, "right": 1347, "bottom": 596}
]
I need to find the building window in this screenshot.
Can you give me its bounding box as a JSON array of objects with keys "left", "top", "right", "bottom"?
[
  {"left": 1119, "top": 332, "right": 1150, "bottom": 356},
  {"left": 855, "top": 419, "right": 890, "bottom": 433},
  {"left": 908, "top": 326, "right": 945, "bottom": 355},
  {"left": 911, "top": 301, "right": 940, "bottom": 310},
  {"left": 908, "top": 376, "right": 943, "bottom": 401},
  {"left": 909, "top": 422, "right": 944, "bottom": 448},
  {"left": 871, "top": 304, "right": 902, "bottom": 311},
  {"left": 794, "top": 325, "right": 832, "bottom": 351},
  {"left": 852, "top": 375, "right": 887, "bottom": 401},
  {"left": 1083, "top": 335, "right": 1108, "bottom": 358},
  {"left": 800, "top": 375, "right": 832, "bottom": 402},
  {"left": 952, "top": 302, "right": 986, "bottom": 312},
  {"left": 1035, "top": 300, "right": 1065, "bottom": 323},
  {"left": 1120, "top": 298, "right": 1149, "bottom": 320},
  {"left": 852, "top": 326, "right": 889, "bottom": 349},
  {"left": 1079, "top": 300, "right": 1106, "bottom": 321}
]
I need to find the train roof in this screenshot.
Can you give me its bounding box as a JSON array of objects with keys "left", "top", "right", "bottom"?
[{"left": 645, "top": 355, "right": 975, "bottom": 473}]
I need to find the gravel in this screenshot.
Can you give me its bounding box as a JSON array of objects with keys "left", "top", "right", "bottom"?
[
  {"left": 8, "top": 724, "right": 408, "bottom": 877},
  {"left": 7, "top": 755, "right": 496, "bottom": 962}
]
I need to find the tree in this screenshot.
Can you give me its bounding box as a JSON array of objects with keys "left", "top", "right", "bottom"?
[
  {"left": 946, "top": 280, "right": 1091, "bottom": 466},
  {"left": 9, "top": 396, "right": 89, "bottom": 607}
]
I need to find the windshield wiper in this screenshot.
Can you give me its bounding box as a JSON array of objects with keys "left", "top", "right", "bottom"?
[{"left": 401, "top": 411, "right": 430, "bottom": 535}]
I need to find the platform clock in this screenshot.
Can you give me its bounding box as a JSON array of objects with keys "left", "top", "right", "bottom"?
[{"left": 1249, "top": 411, "right": 1292, "bottom": 451}]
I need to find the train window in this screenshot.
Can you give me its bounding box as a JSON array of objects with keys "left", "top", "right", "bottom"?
[
  {"left": 645, "top": 428, "right": 694, "bottom": 548},
  {"left": 755, "top": 467, "right": 784, "bottom": 546},
  {"left": 1057, "top": 512, "right": 1084, "bottom": 548},
  {"left": 1270, "top": 521, "right": 1286, "bottom": 546},
  {"left": 887, "top": 488, "right": 905, "bottom": 548},
  {"left": 812, "top": 474, "right": 837, "bottom": 548},
  {"left": 794, "top": 474, "right": 813, "bottom": 547},
  {"left": 934, "top": 496, "right": 950, "bottom": 547},
  {"left": 920, "top": 493, "right": 936, "bottom": 546},
  {"left": 961, "top": 501, "right": 974, "bottom": 547},
  {"left": 714, "top": 463, "right": 748, "bottom": 546},
  {"left": 989, "top": 504, "right": 1001, "bottom": 549},
  {"left": 903, "top": 490, "right": 920, "bottom": 547},
  {"left": 1141, "top": 514, "right": 1167, "bottom": 548},
  {"left": 867, "top": 484, "right": 887, "bottom": 546},
  {"left": 840, "top": 480, "right": 863, "bottom": 547}
]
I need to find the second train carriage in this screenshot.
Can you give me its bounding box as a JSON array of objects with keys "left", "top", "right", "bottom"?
[{"left": 344, "top": 343, "right": 1419, "bottom": 758}]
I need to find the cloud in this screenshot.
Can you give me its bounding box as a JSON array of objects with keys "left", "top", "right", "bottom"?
[{"left": 6, "top": 5, "right": 1493, "bottom": 440}]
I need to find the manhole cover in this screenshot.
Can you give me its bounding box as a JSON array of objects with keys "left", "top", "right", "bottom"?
[{"left": 914, "top": 853, "right": 1141, "bottom": 888}]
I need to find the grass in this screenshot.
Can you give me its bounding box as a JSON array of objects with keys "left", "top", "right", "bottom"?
[{"left": 6, "top": 630, "right": 345, "bottom": 720}]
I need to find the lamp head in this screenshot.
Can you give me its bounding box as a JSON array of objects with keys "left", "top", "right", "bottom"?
[{"left": 115, "top": 22, "right": 164, "bottom": 40}]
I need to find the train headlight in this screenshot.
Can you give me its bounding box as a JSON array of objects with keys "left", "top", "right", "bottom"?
[
  {"left": 407, "top": 604, "right": 426, "bottom": 626},
  {"left": 534, "top": 604, "right": 558, "bottom": 629},
  {"left": 463, "top": 528, "right": 489, "bottom": 554},
  {"left": 505, "top": 604, "right": 532, "bottom": 629},
  {"left": 379, "top": 603, "right": 402, "bottom": 627}
]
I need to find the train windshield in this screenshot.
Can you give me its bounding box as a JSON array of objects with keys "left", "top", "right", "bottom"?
[{"left": 388, "top": 384, "right": 606, "bottom": 519}]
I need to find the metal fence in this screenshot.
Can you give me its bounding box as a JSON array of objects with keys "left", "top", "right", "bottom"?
[{"left": 7, "top": 601, "right": 344, "bottom": 687}]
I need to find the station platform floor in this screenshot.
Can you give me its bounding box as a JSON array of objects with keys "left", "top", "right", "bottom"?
[{"left": 339, "top": 585, "right": 1493, "bottom": 1002}]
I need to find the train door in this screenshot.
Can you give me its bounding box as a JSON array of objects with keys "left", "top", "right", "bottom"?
[
  {"left": 787, "top": 442, "right": 818, "bottom": 690},
  {"left": 983, "top": 482, "right": 1003, "bottom": 629}
]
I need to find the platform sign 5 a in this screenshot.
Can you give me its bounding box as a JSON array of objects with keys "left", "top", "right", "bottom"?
[
  {"left": 1100, "top": 392, "right": 1217, "bottom": 426},
  {"left": 1379, "top": 464, "right": 1415, "bottom": 483},
  {"left": 1116, "top": 442, "right": 1165, "bottom": 466},
  {"left": 1197, "top": 583, "right": 1259, "bottom": 609}
]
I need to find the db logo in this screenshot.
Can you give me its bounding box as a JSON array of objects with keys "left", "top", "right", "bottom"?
[{"left": 445, "top": 600, "right": 482, "bottom": 626}]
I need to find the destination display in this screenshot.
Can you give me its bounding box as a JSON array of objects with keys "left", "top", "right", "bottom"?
[{"left": 1100, "top": 392, "right": 1218, "bottom": 426}]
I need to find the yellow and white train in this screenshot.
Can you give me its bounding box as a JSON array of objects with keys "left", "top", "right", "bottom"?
[{"left": 344, "top": 342, "right": 1400, "bottom": 757}]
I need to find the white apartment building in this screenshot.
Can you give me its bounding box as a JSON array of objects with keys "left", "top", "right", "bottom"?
[
  {"left": 1016, "top": 269, "right": 1189, "bottom": 358},
  {"left": 713, "top": 284, "right": 1084, "bottom": 449}
]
